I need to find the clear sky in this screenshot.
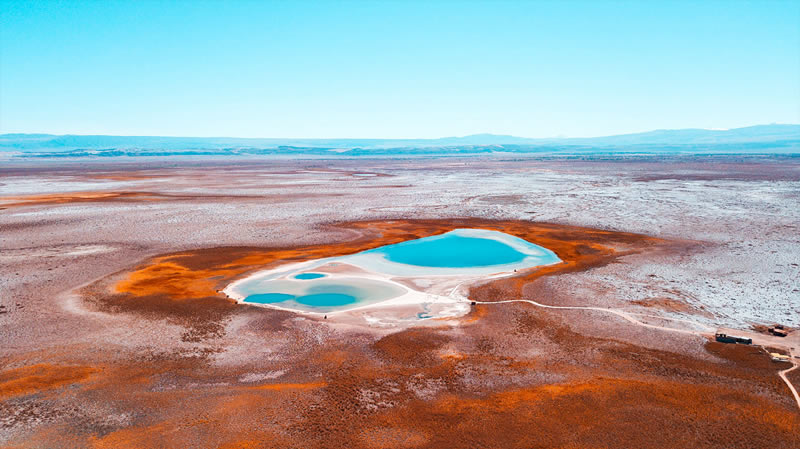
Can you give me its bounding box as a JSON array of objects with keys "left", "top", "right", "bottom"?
[{"left": 1, "top": 0, "right": 799, "bottom": 138}]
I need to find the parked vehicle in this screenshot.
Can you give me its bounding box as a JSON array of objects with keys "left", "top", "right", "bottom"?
[
  {"left": 715, "top": 333, "right": 737, "bottom": 343},
  {"left": 769, "top": 327, "right": 788, "bottom": 337}
]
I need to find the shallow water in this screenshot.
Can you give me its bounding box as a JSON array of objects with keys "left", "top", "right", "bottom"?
[
  {"left": 293, "top": 272, "right": 326, "bottom": 280},
  {"left": 245, "top": 293, "right": 296, "bottom": 303},
  {"left": 246, "top": 292, "right": 357, "bottom": 307},
  {"left": 239, "top": 278, "right": 406, "bottom": 313}
]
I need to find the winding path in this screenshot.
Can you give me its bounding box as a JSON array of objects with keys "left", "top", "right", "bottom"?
[
  {"left": 778, "top": 364, "right": 800, "bottom": 410},
  {"left": 471, "top": 297, "right": 800, "bottom": 411}
]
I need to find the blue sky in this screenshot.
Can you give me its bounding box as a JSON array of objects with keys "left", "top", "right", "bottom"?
[{"left": 1, "top": 0, "right": 798, "bottom": 138}]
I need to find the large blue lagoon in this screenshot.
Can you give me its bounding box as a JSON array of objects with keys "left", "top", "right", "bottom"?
[
  {"left": 227, "top": 228, "right": 561, "bottom": 314},
  {"left": 365, "top": 230, "right": 546, "bottom": 268},
  {"left": 347, "top": 228, "right": 560, "bottom": 276}
]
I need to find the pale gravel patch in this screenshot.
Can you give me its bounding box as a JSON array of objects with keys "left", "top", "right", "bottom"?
[{"left": 239, "top": 370, "right": 286, "bottom": 383}]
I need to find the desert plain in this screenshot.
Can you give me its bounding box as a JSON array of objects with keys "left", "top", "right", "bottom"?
[{"left": 1, "top": 155, "right": 799, "bottom": 448}]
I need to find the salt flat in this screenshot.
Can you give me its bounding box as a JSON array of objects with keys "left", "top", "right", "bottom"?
[
  {"left": 3, "top": 157, "right": 797, "bottom": 327},
  {"left": 1, "top": 156, "right": 798, "bottom": 448}
]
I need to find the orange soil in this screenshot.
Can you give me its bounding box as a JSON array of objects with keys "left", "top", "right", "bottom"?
[
  {"left": 631, "top": 296, "right": 697, "bottom": 313},
  {"left": 89, "top": 218, "right": 664, "bottom": 344},
  {"left": 111, "top": 218, "right": 662, "bottom": 304},
  {"left": 0, "top": 190, "right": 294, "bottom": 208},
  {"left": 381, "top": 375, "right": 799, "bottom": 448},
  {"left": 114, "top": 258, "right": 225, "bottom": 299},
  {"left": 0, "top": 363, "right": 99, "bottom": 400},
  {"left": 6, "top": 219, "right": 799, "bottom": 448},
  {"left": 0, "top": 191, "right": 174, "bottom": 207}
]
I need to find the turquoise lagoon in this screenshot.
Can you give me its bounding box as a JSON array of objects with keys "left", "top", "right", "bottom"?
[
  {"left": 239, "top": 278, "right": 406, "bottom": 313},
  {"left": 348, "top": 228, "right": 561, "bottom": 276},
  {"left": 232, "top": 229, "right": 561, "bottom": 313},
  {"left": 293, "top": 272, "right": 326, "bottom": 280},
  {"left": 367, "top": 231, "right": 534, "bottom": 267}
]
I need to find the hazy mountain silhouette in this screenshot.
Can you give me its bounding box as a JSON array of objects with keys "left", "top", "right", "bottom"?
[{"left": 2, "top": 124, "right": 798, "bottom": 156}]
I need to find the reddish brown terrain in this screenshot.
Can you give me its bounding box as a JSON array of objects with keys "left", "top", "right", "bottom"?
[{"left": 1, "top": 157, "right": 798, "bottom": 448}]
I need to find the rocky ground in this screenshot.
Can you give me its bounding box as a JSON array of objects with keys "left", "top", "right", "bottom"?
[{"left": 1, "top": 156, "right": 798, "bottom": 448}]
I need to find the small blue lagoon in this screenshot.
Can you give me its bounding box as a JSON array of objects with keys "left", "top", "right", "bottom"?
[
  {"left": 247, "top": 291, "right": 357, "bottom": 307},
  {"left": 238, "top": 278, "right": 406, "bottom": 313},
  {"left": 245, "top": 293, "right": 296, "bottom": 303},
  {"left": 293, "top": 272, "right": 326, "bottom": 280}
]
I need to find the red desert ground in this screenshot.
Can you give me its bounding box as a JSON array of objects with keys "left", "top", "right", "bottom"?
[{"left": 1, "top": 155, "right": 798, "bottom": 448}]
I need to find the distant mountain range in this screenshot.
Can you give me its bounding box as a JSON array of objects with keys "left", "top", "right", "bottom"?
[{"left": 1, "top": 124, "right": 798, "bottom": 157}]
